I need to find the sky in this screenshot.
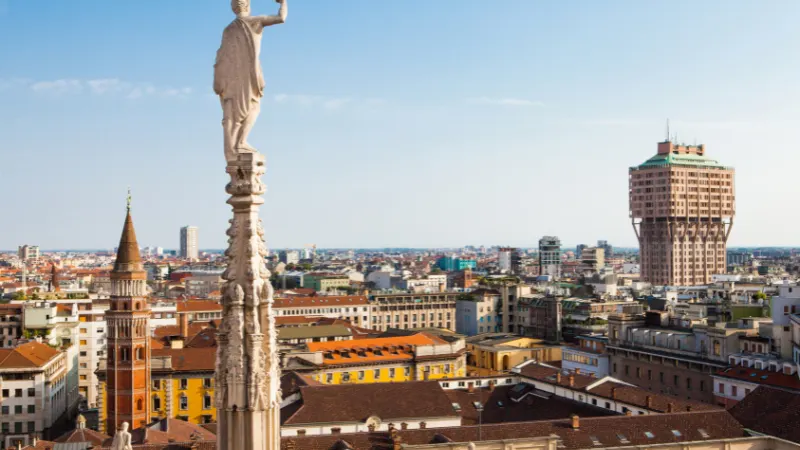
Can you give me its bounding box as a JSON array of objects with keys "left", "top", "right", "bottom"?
[{"left": 2, "top": 0, "right": 800, "bottom": 251}]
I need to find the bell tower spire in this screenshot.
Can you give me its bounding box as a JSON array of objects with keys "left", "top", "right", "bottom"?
[{"left": 104, "top": 191, "right": 151, "bottom": 433}]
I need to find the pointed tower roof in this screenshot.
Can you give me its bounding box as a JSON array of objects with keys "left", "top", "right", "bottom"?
[{"left": 113, "top": 191, "right": 144, "bottom": 275}]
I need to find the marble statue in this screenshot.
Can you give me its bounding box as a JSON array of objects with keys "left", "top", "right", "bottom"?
[
  {"left": 214, "top": 0, "right": 288, "bottom": 162},
  {"left": 110, "top": 422, "right": 132, "bottom": 450}
]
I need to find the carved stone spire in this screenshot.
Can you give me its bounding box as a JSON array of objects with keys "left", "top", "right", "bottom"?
[{"left": 216, "top": 153, "right": 280, "bottom": 450}]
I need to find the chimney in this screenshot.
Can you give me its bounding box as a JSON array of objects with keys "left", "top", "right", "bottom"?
[
  {"left": 556, "top": 372, "right": 562, "bottom": 383},
  {"left": 489, "top": 381, "right": 495, "bottom": 392},
  {"left": 611, "top": 387, "right": 618, "bottom": 399},
  {"left": 568, "top": 375, "right": 575, "bottom": 387},
  {"left": 574, "top": 368, "right": 581, "bottom": 375},
  {"left": 645, "top": 396, "right": 652, "bottom": 409},
  {"left": 686, "top": 405, "right": 692, "bottom": 412},
  {"left": 571, "top": 415, "right": 580, "bottom": 430},
  {"left": 467, "top": 383, "right": 475, "bottom": 393},
  {"left": 667, "top": 403, "right": 674, "bottom": 413},
  {"left": 625, "top": 410, "right": 632, "bottom": 416},
  {"left": 180, "top": 312, "right": 189, "bottom": 337}
]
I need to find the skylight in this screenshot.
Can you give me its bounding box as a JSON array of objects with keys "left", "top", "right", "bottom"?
[
  {"left": 672, "top": 430, "right": 682, "bottom": 437},
  {"left": 617, "top": 434, "right": 629, "bottom": 444},
  {"left": 451, "top": 403, "right": 461, "bottom": 412},
  {"left": 590, "top": 436, "right": 602, "bottom": 446},
  {"left": 645, "top": 432, "right": 655, "bottom": 439},
  {"left": 698, "top": 429, "right": 710, "bottom": 438}
]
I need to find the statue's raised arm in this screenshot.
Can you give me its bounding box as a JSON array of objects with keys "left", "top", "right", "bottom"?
[{"left": 214, "top": 0, "right": 288, "bottom": 163}]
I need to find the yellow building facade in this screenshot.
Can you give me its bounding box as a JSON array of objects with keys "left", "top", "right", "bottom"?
[
  {"left": 294, "top": 332, "right": 467, "bottom": 385},
  {"left": 466, "top": 334, "right": 562, "bottom": 372}
]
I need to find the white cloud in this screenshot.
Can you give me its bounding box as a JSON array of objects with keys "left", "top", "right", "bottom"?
[
  {"left": 86, "top": 78, "right": 132, "bottom": 95},
  {"left": 30, "top": 79, "right": 83, "bottom": 95},
  {"left": 466, "top": 97, "right": 544, "bottom": 107},
  {"left": 12, "top": 77, "right": 192, "bottom": 99},
  {"left": 322, "top": 98, "right": 352, "bottom": 110}
]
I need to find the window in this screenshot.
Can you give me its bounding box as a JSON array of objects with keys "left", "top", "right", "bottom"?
[
  {"left": 14, "top": 389, "right": 22, "bottom": 398},
  {"left": 358, "top": 371, "right": 365, "bottom": 381},
  {"left": 404, "top": 367, "right": 410, "bottom": 377},
  {"left": 686, "top": 378, "right": 692, "bottom": 390},
  {"left": 341, "top": 372, "right": 351, "bottom": 382},
  {"left": 27, "top": 388, "right": 34, "bottom": 397},
  {"left": 732, "top": 386, "right": 738, "bottom": 396},
  {"left": 605, "top": 402, "right": 611, "bottom": 409},
  {"left": 26, "top": 405, "right": 34, "bottom": 414},
  {"left": 153, "top": 380, "right": 161, "bottom": 390},
  {"left": 0, "top": 406, "right": 7, "bottom": 415},
  {"left": 389, "top": 368, "right": 396, "bottom": 378},
  {"left": 613, "top": 363, "right": 617, "bottom": 373},
  {"left": 718, "top": 383, "right": 725, "bottom": 394},
  {"left": 80, "top": 339, "right": 87, "bottom": 345},
  {"left": 203, "top": 378, "right": 212, "bottom": 388},
  {"left": 0, "top": 423, "right": 7, "bottom": 433},
  {"left": 204, "top": 394, "right": 212, "bottom": 410},
  {"left": 700, "top": 380, "right": 705, "bottom": 392},
  {"left": 180, "top": 379, "right": 188, "bottom": 390},
  {"left": 27, "top": 422, "right": 34, "bottom": 433},
  {"left": 624, "top": 365, "right": 629, "bottom": 376},
  {"left": 137, "top": 398, "right": 144, "bottom": 411},
  {"left": 659, "top": 372, "right": 664, "bottom": 383},
  {"left": 179, "top": 394, "right": 188, "bottom": 410},
  {"left": 331, "top": 427, "right": 341, "bottom": 434},
  {"left": 153, "top": 396, "right": 161, "bottom": 411},
  {"left": 80, "top": 351, "right": 87, "bottom": 357},
  {"left": 673, "top": 375, "right": 679, "bottom": 386},
  {"left": 80, "top": 328, "right": 87, "bottom": 334},
  {"left": 325, "top": 373, "right": 333, "bottom": 383},
  {"left": 14, "top": 422, "right": 21, "bottom": 433},
  {"left": 636, "top": 367, "right": 641, "bottom": 378},
  {"left": 374, "top": 369, "right": 380, "bottom": 379}
]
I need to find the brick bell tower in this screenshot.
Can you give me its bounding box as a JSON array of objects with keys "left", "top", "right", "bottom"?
[{"left": 105, "top": 192, "right": 151, "bottom": 432}]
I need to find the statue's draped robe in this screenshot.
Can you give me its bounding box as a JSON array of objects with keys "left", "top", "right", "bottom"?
[
  {"left": 214, "top": 18, "right": 264, "bottom": 125},
  {"left": 110, "top": 431, "right": 132, "bottom": 450}
]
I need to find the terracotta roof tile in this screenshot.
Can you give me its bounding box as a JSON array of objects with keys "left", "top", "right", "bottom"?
[
  {"left": 274, "top": 295, "right": 368, "bottom": 308},
  {"left": 0, "top": 341, "right": 60, "bottom": 369},
  {"left": 151, "top": 347, "right": 216, "bottom": 372},
  {"left": 715, "top": 366, "right": 800, "bottom": 391},
  {"left": 283, "top": 381, "right": 457, "bottom": 425},
  {"left": 728, "top": 385, "right": 800, "bottom": 443}
]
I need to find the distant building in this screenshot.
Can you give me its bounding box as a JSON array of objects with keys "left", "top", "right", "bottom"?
[
  {"left": 538, "top": 236, "right": 561, "bottom": 278},
  {"left": 278, "top": 250, "right": 300, "bottom": 265},
  {"left": 597, "top": 240, "right": 613, "bottom": 259},
  {"left": 630, "top": 139, "right": 735, "bottom": 286},
  {"left": 498, "top": 247, "right": 521, "bottom": 274},
  {"left": 436, "top": 256, "right": 477, "bottom": 272},
  {"left": 727, "top": 251, "right": 752, "bottom": 266},
  {"left": 17, "top": 245, "right": 40, "bottom": 262},
  {"left": 179, "top": 226, "right": 199, "bottom": 259},
  {"left": 455, "top": 288, "right": 500, "bottom": 336},
  {"left": 302, "top": 273, "right": 350, "bottom": 292},
  {"left": 576, "top": 244, "right": 587, "bottom": 260},
  {"left": 580, "top": 247, "right": 605, "bottom": 272},
  {"left": 561, "top": 335, "right": 610, "bottom": 377},
  {"left": 465, "top": 334, "right": 561, "bottom": 371}
]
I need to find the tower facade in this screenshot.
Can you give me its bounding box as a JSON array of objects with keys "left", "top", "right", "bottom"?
[
  {"left": 180, "top": 225, "right": 199, "bottom": 259},
  {"left": 630, "top": 140, "right": 735, "bottom": 286},
  {"left": 538, "top": 236, "right": 562, "bottom": 278},
  {"left": 105, "top": 207, "right": 151, "bottom": 432}
]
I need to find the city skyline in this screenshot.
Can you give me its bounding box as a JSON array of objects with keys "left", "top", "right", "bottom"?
[{"left": 4, "top": 1, "right": 800, "bottom": 249}]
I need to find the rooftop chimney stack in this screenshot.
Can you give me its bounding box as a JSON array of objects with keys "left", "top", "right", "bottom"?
[
  {"left": 568, "top": 375, "right": 575, "bottom": 387},
  {"left": 571, "top": 415, "right": 580, "bottom": 430},
  {"left": 667, "top": 403, "right": 674, "bottom": 413},
  {"left": 611, "top": 387, "right": 618, "bottom": 399},
  {"left": 646, "top": 396, "right": 652, "bottom": 409}
]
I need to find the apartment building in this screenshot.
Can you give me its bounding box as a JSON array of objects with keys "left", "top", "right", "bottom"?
[
  {"left": 607, "top": 312, "right": 744, "bottom": 403},
  {"left": 273, "top": 296, "right": 371, "bottom": 328},
  {"left": 369, "top": 292, "right": 457, "bottom": 331},
  {"left": 0, "top": 342, "right": 76, "bottom": 448},
  {"left": 561, "top": 334, "right": 610, "bottom": 378}
]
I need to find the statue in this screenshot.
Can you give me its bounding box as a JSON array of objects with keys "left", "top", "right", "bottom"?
[
  {"left": 110, "top": 422, "right": 132, "bottom": 450},
  {"left": 214, "top": 0, "right": 288, "bottom": 162}
]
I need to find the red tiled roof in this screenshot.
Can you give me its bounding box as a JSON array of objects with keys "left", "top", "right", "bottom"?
[
  {"left": 0, "top": 341, "right": 60, "bottom": 369},
  {"left": 151, "top": 347, "right": 216, "bottom": 372},
  {"left": 280, "top": 410, "right": 744, "bottom": 450},
  {"left": 176, "top": 300, "right": 221, "bottom": 313},
  {"left": 714, "top": 366, "right": 800, "bottom": 391},
  {"left": 728, "top": 385, "right": 800, "bottom": 443}
]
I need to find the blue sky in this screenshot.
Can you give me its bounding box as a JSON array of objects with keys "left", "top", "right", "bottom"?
[{"left": 2, "top": 0, "right": 800, "bottom": 250}]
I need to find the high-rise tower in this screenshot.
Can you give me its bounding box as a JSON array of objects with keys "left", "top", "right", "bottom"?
[
  {"left": 180, "top": 226, "right": 199, "bottom": 259},
  {"left": 105, "top": 198, "right": 151, "bottom": 432},
  {"left": 630, "top": 140, "right": 735, "bottom": 286}
]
